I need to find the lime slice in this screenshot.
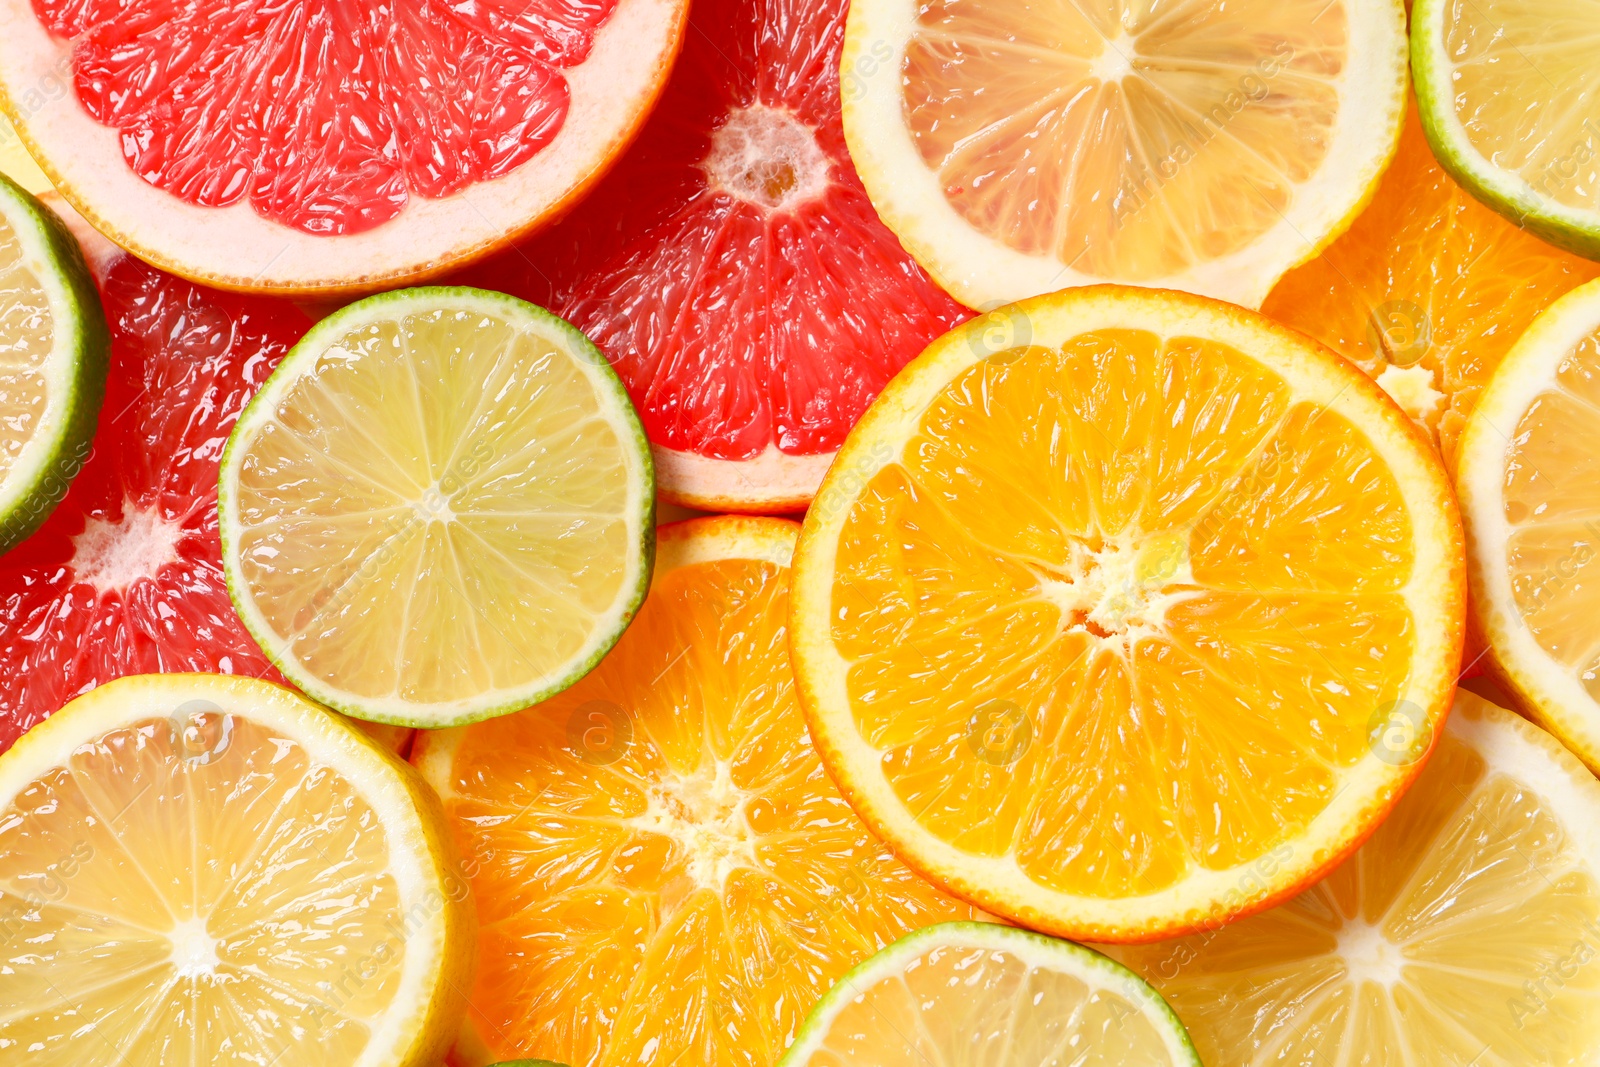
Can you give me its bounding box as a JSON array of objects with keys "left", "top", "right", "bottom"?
[
  {"left": 219, "top": 287, "right": 654, "bottom": 728},
  {"left": 779, "top": 922, "right": 1200, "bottom": 1067},
  {"left": 0, "top": 672, "right": 471, "bottom": 1065},
  {"left": 0, "top": 169, "right": 107, "bottom": 554},
  {"left": 1413, "top": 0, "right": 1600, "bottom": 259}
]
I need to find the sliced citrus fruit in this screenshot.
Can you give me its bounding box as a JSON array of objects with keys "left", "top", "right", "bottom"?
[
  {"left": 1456, "top": 277, "right": 1600, "bottom": 773},
  {"left": 1413, "top": 0, "right": 1600, "bottom": 260},
  {"left": 781, "top": 921, "right": 1200, "bottom": 1067},
  {"left": 0, "top": 672, "right": 471, "bottom": 1065},
  {"left": 0, "top": 112, "right": 49, "bottom": 196},
  {"left": 1263, "top": 105, "right": 1600, "bottom": 461},
  {"left": 0, "top": 251, "right": 308, "bottom": 752},
  {"left": 838, "top": 0, "right": 1407, "bottom": 310},
  {"left": 0, "top": 171, "right": 107, "bottom": 555},
  {"left": 0, "top": 0, "right": 687, "bottom": 296},
  {"left": 1108, "top": 691, "right": 1600, "bottom": 1063},
  {"left": 454, "top": 0, "right": 970, "bottom": 512},
  {"left": 789, "top": 284, "right": 1466, "bottom": 942},
  {"left": 411, "top": 516, "right": 979, "bottom": 1067},
  {"left": 220, "top": 287, "right": 654, "bottom": 728}
]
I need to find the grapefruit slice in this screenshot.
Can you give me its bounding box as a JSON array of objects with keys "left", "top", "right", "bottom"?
[
  {"left": 0, "top": 0, "right": 687, "bottom": 296},
  {"left": 837, "top": 0, "right": 1408, "bottom": 309},
  {"left": 788, "top": 285, "right": 1466, "bottom": 942},
  {"left": 411, "top": 517, "right": 980, "bottom": 1067},
  {"left": 1108, "top": 692, "right": 1600, "bottom": 1063},
  {"left": 0, "top": 672, "right": 471, "bottom": 1065},
  {"left": 0, "top": 247, "right": 310, "bottom": 752},
  {"left": 454, "top": 0, "right": 970, "bottom": 512}
]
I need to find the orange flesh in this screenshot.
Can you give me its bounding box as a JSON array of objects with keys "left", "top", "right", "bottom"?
[
  {"left": 436, "top": 548, "right": 972, "bottom": 1066},
  {"left": 902, "top": 0, "right": 1348, "bottom": 278},
  {"left": 1264, "top": 106, "right": 1600, "bottom": 459},
  {"left": 829, "top": 334, "right": 1417, "bottom": 899}
]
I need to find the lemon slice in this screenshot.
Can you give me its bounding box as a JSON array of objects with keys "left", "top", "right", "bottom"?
[
  {"left": 789, "top": 284, "right": 1465, "bottom": 941},
  {"left": 1457, "top": 277, "right": 1600, "bottom": 771},
  {"left": 1109, "top": 691, "right": 1600, "bottom": 1063},
  {"left": 0, "top": 169, "right": 106, "bottom": 554},
  {"left": 780, "top": 921, "right": 1200, "bottom": 1066},
  {"left": 0, "top": 672, "right": 470, "bottom": 1065},
  {"left": 1413, "top": 0, "right": 1600, "bottom": 260},
  {"left": 219, "top": 287, "right": 654, "bottom": 728},
  {"left": 840, "top": 0, "right": 1407, "bottom": 309}
]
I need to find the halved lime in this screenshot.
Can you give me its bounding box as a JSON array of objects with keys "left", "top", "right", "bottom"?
[
  {"left": 1413, "top": 0, "right": 1600, "bottom": 259},
  {"left": 219, "top": 287, "right": 654, "bottom": 727},
  {"left": 0, "top": 169, "right": 107, "bottom": 554},
  {"left": 779, "top": 922, "right": 1200, "bottom": 1067}
]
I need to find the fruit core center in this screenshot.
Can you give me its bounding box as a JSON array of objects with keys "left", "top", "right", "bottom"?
[
  {"left": 72, "top": 504, "right": 185, "bottom": 595},
  {"left": 1036, "top": 532, "right": 1189, "bottom": 639},
  {"left": 631, "top": 760, "right": 758, "bottom": 892},
  {"left": 1090, "top": 33, "right": 1139, "bottom": 82},
  {"left": 410, "top": 481, "right": 458, "bottom": 524},
  {"left": 1338, "top": 920, "right": 1406, "bottom": 989},
  {"left": 168, "top": 917, "right": 221, "bottom": 979},
  {"left": 703, "top": 106, "right": 830, "bottom": 212},
  {"left": 1374, "top": 363, "right": 1446, "bottom": 428}
]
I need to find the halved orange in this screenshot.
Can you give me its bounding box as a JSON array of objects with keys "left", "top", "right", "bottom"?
[
  {"left": 411, "top": 516, "right": 978, "bottom": 1066},
  {"left": 789, "top": 284, "right": 1466, "bottom": 943}
]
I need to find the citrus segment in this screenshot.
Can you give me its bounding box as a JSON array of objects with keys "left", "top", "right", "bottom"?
[
  {"left": 0, "top": 0, "right": 687, "bottom": 293},
  {"left": 220, "top": 287, "right": 654, "bottom": 728},
  {"left": 455, "top": 0, "right": 969, "bottom": 511},
  {"left": 790, "top": 285, "right": 1465, "bottom": 941},
  {"left": 1458, "top": 277, "right": 1600, "bottom": 772},
  {"left": 841, "top": 0, "right": 1407, "bottom": 308},
  {"left": 0, "top": 171, "right": 107, "bottom": 554},
  {"left": 780, "top": 922, "right": 1200, "bottom": 1067},
  {"left": 1109, "top": 692, "right": 1600, "bottom": 1065},
  {"left": 1413, "top": 0, "right": 1600, "bottom": 259},
  {"left": 0, "top": 253, "right": 307, "bottom": 751},
  {"left": 411, "top": 517, "right": 978, "bottom": 1067},
  {"left": 1263, "top": 106, "right": 1600, "bottom": 459},
  {"left": 0, "top": 672, "right": 470, "bottom": 1066}
]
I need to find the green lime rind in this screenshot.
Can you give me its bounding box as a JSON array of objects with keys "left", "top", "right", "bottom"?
[
  {"left": 1412, "top": 0, "right": 1600, "bottom": 261},
  {"left": 779, "top": 921, "right": 1201, "bottom": 1067},
  {"left": 0, "top": 170, "right": 108, "bottom": 555},
  {"left": 218, "top": 285, "right": 655, "bottom": 729}
]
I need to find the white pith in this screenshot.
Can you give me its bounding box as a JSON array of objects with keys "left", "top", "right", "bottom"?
[
  {"left": 70, "top": 503, "right": 185, "bottom": 594},
  {"left": 0, "top": 0, "right": 686, "bottom": 294},
  {"left": 703, "top": 105, "right": 831, "bottom": 213}
]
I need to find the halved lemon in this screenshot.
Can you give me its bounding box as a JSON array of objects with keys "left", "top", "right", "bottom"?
[
  {"left": 789, "top": 284, "right": 1465, "bottom": 942},
  {"left": 1413, "top": 0, "right": 1600, "bottom": 261},
  {"left": 412, "top": 516, "right": 979, "bottom": 1067},
  {"left": 841, "top": 0, "right": 1408, "bottom": 309},
  {"left": 219, "top": 287, "right": 654, "bottom": 728},
  {"left": 0, "top": 672, "right": 470, "bottom": 1065},
  {"left": 1109, "top": 691, "right": 1600, "bottom": 1063},
  {"left": 1457, "top": 277, "right": 1600, "bottom": 772},
  {"left": 781, "top": 921, "right": 1200, "bottom": 1067}
]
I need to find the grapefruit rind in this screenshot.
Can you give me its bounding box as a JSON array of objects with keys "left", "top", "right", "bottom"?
[
  {"left": 839, "top": 0, "right": 1409, "bottom": 310},
  {"left": 788, "top": 284, "right": 1466, "bottom": 942},
  {"left": 218, "top": 286, "right": 655, "bottom": 729},
  {"left": 1411, "top": 0, "right": 1600, "bottom": 261},
  {"left": 0, "top": 170, "right": 107, "bottom": 554},
  {"left": 777, "top": 921, "right": 1200, "bottom": 1067},
  {"left": 0, "top": 0, "right": 688, "bottom": 296},
  {"left": 653, "top": 444, "right": 834, "bottom": 514},
  {"left": 0, "top": 671, "right": 472, "bottom": 1067},
  {"left": 1457, "top": 278, "right": 1600, "bottom": 773}
]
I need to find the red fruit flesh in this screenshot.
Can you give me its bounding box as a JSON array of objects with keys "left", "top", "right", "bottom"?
[
  {"left": 0, "top": 255, "right": 309, "bottom": 750},
  {"left": 32, "top": 0, "right": 619, "bottom": 235},
  {"left": 457, "top": 0, "right": 969, "bottom": 468}
]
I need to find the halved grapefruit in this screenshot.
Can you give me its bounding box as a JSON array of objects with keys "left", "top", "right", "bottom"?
[
  {"left": 0, "top": 241, "right": 310, "bottom": 751},
  {"left": 0, "top": 0, "right": 688, "bottom": 296},
  {"left": 455, "top": 0, "right": 970, "bottom": 512}
]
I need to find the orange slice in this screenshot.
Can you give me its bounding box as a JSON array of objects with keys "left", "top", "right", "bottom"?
[
  {"left": 788, "top": 284, "right": 1465, "bottom": 942},
  {"left": 1263, "top": 104, "right": 1600, "bottom": 462},
  {"left": 410, "top": 516, "right": 978, "bottom": 1067},
  {"left": 1107, "top": 691, "right": 1600, "bottom": 1063}
]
